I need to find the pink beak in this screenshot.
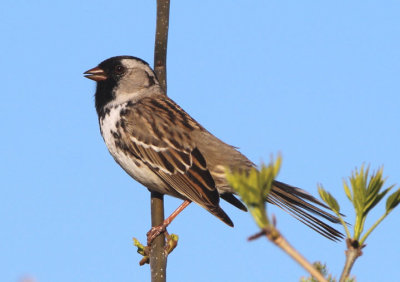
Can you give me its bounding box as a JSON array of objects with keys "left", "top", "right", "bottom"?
[{"left": 84, "top": 67, "right": 107, "bottom": 81}]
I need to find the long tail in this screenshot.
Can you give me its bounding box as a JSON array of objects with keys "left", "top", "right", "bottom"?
[{"left": 269, "top": 180, "right": 344, "bottom": 241}]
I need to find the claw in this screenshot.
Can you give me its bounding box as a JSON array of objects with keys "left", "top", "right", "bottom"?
[
  {"left": 133, "top": 231, "right": 179, "bottom": 265},
  {"left": 147, "top": 225, "right": 167, "bottom": 245}
]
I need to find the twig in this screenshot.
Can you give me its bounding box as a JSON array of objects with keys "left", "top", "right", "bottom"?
[
  {"left": 251, "top": 227, "right": 328, "bottom": 282},
  {"left": 150, "top": 192, "right": 167, "bottom": 281},
  {"left": 150, "top": 1, "right": 170, "bottom": 281},
  {"left": 339, "top": 239, "right": 364, "bottom": 282},
  {"left": 154, "top": 0, "right": 170, "bottom": 92}
]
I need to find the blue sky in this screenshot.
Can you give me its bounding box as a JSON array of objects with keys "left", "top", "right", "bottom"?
[{"left": 1, "top": 1, "right": 399, "bottom": 281}]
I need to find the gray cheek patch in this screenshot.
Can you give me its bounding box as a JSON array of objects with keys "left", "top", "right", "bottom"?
[{"left": 118, "top": 68, "right": 152, "bottom": 94}]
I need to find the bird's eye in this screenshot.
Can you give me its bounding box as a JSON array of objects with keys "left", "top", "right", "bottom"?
[{"left": 114, "top": 65, "right": 126, "bottom": 75}]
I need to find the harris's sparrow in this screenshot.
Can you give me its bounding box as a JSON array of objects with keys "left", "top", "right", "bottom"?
[{"left": 84, "top": 56, "right": 343, "bottom": 242}]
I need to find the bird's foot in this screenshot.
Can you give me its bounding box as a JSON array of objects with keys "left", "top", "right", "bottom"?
[
  {"left": 146, "top": 224, "right": 167, "bottom": 245},
  {"left": 134, "top": 231, "right": 179, "bottom": 265},
  {"left": 146, "top": 226, "right": 179, "bottom": 252}
]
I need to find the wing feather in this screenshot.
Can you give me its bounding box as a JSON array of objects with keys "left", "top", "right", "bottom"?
[{"left": 118, "top": 97, "right": 233, "bottom": 226}]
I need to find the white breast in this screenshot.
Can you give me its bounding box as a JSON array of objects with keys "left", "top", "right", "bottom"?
[{"left": 99, "top": 103, "right": 167, "bottom": 194}]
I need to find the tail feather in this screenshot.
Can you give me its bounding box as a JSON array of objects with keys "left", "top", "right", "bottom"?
[
  {"left": 268, "top": 193, "right": 344, "bottom": 241},
  {"left": 268, "top": 181, "right": 344, "bottom": 241},
  {"left": 220, "top": 193, "right": 248, "bottom": 212},
  {"left": 273, "top": 181, "right": 341, "bottom": 223},
  {"left": 207, "top": 205, "right": 234, "bottom": 227},
  {"left": 274, "top": 180, "right": 332, "bottom": 208}
]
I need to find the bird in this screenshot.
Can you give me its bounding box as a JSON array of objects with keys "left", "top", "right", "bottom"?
[{"left": 84, "top": 56, "right": 343, "bottom": 243}]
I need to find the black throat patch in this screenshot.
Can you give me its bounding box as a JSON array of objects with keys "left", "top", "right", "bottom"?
[{"left": 95, "top": 78, "right": 116, "bottom": 118}]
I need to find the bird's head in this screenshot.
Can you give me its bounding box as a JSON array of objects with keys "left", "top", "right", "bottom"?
[{"left": 84, "top": 56, "right": 160, "bottom": 116}]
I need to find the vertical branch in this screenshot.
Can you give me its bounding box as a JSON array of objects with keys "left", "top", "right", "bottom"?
[
  {"left": 150, "top": 1, "right": 170, "bottom": 282},
  {"left": 150, "top": 192, "right": 166, "bottom": 282},
  {"left": 154, "top": 0, "right": 170, "bottom": 92}
]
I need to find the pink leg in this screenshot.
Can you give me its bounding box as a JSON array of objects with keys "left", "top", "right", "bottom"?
[{"left": 147, "top": 200, "right": 191, "bottom": 245}]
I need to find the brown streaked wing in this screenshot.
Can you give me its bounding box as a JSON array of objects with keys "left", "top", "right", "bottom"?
[{"left": 119, "top": 97, "right": 233, "bottom": 226}]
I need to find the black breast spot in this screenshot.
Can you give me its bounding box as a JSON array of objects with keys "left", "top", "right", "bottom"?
[{"left": 110, "top": 130, "right": 121, "bottom": 139}]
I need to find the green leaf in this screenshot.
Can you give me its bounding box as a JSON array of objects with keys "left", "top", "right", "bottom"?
[
  {"left": 225, "top": 155, "right": 281, "bottom": 229},
  {"left": 364, "top": 186, "right": 392, "bottom": 215},
  {"left": 300, "top": 262, "right": 337, "bottom": 282},
  {"left": 318, "top": 185, "right": 340, "bottom": 214},
  {"left": 343, "top": 179, "right": 352, "bottom": 201},
  {"left": 346, "top": 164, "right": 398, "bottom": 242},
  {"left": 347, "top": 165, "right": 390, "bottom": 218},
  {"left": 386, "top": 188, "right": 400, "bottom": 213},
  {"left": 350, "top": 166, "right": 367, "bottom": 215},
  {"left": 133, "top": 238, "right": 147, "bottom": 256}
]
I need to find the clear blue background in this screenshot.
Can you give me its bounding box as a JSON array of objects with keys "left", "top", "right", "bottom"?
[{"left": 1, "top": 1, "right": 399, "bottom": 281}]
